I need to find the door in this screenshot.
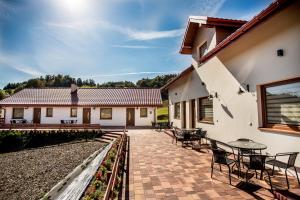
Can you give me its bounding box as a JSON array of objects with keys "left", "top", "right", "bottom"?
[
  {"left": 182, "top": 101, "right": 186, "bottom": 128},
  {"left": 126, "top": 108, "right": 135, "bottom": 126},
  {"left": 33, "top": 108, "right": 41, "bottom": 124},
  {"left": 191, "top": 99, "right": 196, "bottom": 128},
  {"left": 83, "top": 108, "right": 91, "bottom": 124}
]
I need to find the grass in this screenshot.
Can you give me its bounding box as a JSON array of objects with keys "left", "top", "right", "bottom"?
[{"left": 157, "top": 101, "right": 169, "bottom": 122}]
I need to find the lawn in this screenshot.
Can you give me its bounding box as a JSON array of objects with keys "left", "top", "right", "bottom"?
[{"left": 157, "top": 101, "right": 169, "bottom": 122}]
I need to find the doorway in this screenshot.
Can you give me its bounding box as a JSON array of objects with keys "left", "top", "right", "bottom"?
[
  {"left": 33, "top": 108, "right": 41, "bottom": 124},
  {"left": 126, "top": 108, "right": 135, "bottom": 126},
  {"left": 182, "top": 101, "right": 186, "bottom": 128},
  {"left": 83, "top": 108, "right": 91, "bottom": 124},
  {"left": 191, "top": 99, "right": 196, "bottom": 128}
]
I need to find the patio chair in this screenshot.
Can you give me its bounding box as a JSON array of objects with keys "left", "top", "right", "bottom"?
[
  {"left": 171, "top": 128, "right": 184, "bottom": 144},
  {"left": 244, "top": 154, "right": 273, "bottom": 192},
  {"left": 266, "top": 152, "right": 300, "bottom": 189},
  {"left": 237, "top": 138, "right": 261, "bottom": 168},
  {"left": 211, "top": 140, "right": 237, "bottom": 185},
  {"left": 167, "top": 122, "right": 173, "bottom": 129}
]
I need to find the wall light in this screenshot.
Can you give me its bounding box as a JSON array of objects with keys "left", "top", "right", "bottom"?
[{"left": 238, "top": 84, "right": 250, "bottom": 94}]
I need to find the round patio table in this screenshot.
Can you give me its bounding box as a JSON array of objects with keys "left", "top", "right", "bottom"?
[
  {"left": 227, "top": 140, "right": 267, "bottom": 151},
  {"left": 227, "top": 140, "right": 267, "bottom": 177}
]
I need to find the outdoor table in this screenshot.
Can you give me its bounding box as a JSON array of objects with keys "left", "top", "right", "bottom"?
[{"left": 227, "top": 140, "right": 267, "bottom": 177}]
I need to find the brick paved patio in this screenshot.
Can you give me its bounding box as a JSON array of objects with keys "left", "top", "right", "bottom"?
[{"left": 127, "top": 129, "right": 299, "bottom": 200}]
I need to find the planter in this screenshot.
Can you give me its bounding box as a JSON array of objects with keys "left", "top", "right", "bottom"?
[{"left": 81, "top": 133, "right": 128, "bottom": 200}]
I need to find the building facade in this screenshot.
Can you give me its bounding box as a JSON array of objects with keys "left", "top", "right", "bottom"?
[
  {"left": 0, "top": 87, "right": 162, "bottom": 127},
  {"left": 164, "top": 1, "right": 300, "bottom": 165}
]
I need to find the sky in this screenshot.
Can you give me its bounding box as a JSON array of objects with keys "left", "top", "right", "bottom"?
[{"left": 0, "top": 0, "right": 272, "bottom": 88}]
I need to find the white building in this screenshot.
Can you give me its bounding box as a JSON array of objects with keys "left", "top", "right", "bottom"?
[
  {"left": 163, "top": 0, "right": 300, "bottom": 165},
  {"left": 0, "top": 86, "right": 162, "bottom": 127}
]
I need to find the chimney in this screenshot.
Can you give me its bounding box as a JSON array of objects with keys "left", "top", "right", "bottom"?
[{"left": 71, "top": 84, "right": 78, "bottom": 94}]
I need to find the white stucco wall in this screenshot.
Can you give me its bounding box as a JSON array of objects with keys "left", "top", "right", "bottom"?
[
  {"left": 4, "top": 106, "right": 155, "bottom": 126},
  {"left": 169, "top": 2, "right": 300, "bottom": 166}
]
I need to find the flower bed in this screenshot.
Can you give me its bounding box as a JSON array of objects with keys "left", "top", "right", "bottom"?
[
  {"left": 0, "top": 130, "right": 103, "bottom": 153},
  {"left": 82, "top": 133, "right": 127, "bottom": 200}
]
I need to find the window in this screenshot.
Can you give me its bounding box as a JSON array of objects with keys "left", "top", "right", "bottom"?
[
  {"left": 46, "top": 108, "right": 53, "bottom": 117},
  {"left": 70, "top": 108, "right": 77, "bottom": 117},
  {"left": 13, "top": 108, "right": 24, "bottom": 119},
  {"left": 199, "top": 41, "right": 207, "bottom": 59},
  {"left": 261, "top": 77, "right": 300, "bottom": 132},
  {"left": 100, "top": 108, "right": 112, "bottom": 119},
  {"left": 140, "top": 108, "right": 147, "bottom": 118},
  {"left": 198, "top": 97, "right": 213, "bottom": 123},
  {"left": 174, "top": 102, "right": 180, "bottom": 119}
]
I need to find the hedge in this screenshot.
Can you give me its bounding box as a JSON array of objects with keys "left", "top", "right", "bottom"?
[{"left": 0, "top": 130, "right": 103, "bottom": 153}]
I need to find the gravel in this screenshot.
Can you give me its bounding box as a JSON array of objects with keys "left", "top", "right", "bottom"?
[{"left": 0, "top": 140, "right": 103, "bottom": 200}]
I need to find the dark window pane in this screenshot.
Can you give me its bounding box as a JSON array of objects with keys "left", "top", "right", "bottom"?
[
  {"left": 46, "top": 108, "right": 53, "bottom": 117},
  {"left": 199, "top": 98, "right": 213, "bottom": 122},
  {"left": 100, "top": 108, "right": 112, "bottom": 119},
  {"left": 13, "top": 108, "right": 24, "bottom": 119},
  {"left": 140, "top": 108, "right": 147, "bottom": 117},
  {"left": 70, "top": 108, "right": 77, "bottom": 117},
  {"left": 174, "top": 103, "right": 180, "bottom": 119}
]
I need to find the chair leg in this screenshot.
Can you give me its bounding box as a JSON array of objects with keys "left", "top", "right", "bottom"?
[
  {"left": 211, "top": 160, "right": 214, "bottom": 178},
  {"left": 265, "top": 170, "right": 273, "bottom": 193},
  {"left": 228, "top": 165, "right": 232, "bottom": 185},
  {"left": 285, "top": 169, "right": 290, "bottom": 189},
  {"left": 272, "top": 164, "right": 275, "bottom": 175},
  {"left": 246, "top": 169, "right": 249, "bottom": 182},
  {"left": 294, "top": 167, "right": 300, "bottom": 185},
  {"left": 219, "top": 164, "right": 222, "bottom": 172}
]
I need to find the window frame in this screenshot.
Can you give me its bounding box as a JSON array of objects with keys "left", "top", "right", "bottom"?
[
  {"left": 12, "top": 108, "right": 24, "bottom": 119},
  {"left": 140, "top": 108, "right": 148, "bottom": 118},
  {"left": 174, "top": 102, "right": 181, "bottom": 119},
  {"left": 198, "top": 96, "right": 214, "bottom": 124},
  {"left": 70, "top": 108, "right": 77, "bottom": 118},
  {"left": 198, "top": 41, "right": 207, "bottom": 60},
  {"left": 46, "top": 108, "right": 53, "bottom": 117},
  {"left": 100, "top": 108, "right": 112, "bottom": 120},
  {"left": 260, "top": 77, "right": 300, "bottom": 134}
]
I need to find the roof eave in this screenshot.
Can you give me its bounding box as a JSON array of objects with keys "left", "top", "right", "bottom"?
[{"left": 199, "top": 0, "right": 295, "bottom": 64}]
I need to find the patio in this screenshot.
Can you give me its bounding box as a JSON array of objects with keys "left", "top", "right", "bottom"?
[{"left": 127, "top": 129, "right": 300, "bottom": 200}]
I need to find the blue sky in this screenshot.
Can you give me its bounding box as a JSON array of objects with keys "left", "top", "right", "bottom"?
[{"left": 0, "top": 0, "right": 272, "bottom": 88}]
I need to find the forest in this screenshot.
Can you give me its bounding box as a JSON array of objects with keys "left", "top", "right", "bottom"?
[{"left": 0, "top": 74, "right": 176, "bottom": 100}]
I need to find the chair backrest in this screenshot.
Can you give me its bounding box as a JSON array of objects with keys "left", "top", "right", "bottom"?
[
  {"left": 210, "top": 139, "right": 218, "bottom": 150},
  {"left": 248, "top": 155, "right": 267, "bottom": 170},
  {"left": 201, "top": 130, "right": 207, "bottom": 138},
  {"left": 212, "top": 149, "right": 228, "bottom": 164},
  {"left": 288, "top": 152, "right": 299, "bottom": 167}
]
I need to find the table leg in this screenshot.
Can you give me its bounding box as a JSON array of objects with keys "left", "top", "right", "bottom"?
[{"left": 237, "top": 151, "right": 241, "bottom": 177}]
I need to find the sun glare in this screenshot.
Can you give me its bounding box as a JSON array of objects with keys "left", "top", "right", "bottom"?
[{"left": 61, "top": 0, "right": 89, "bottom": 15}]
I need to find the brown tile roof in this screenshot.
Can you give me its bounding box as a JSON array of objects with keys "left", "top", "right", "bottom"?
[{"left": 0, "top": 88, "right": 162, "bottom": 107}]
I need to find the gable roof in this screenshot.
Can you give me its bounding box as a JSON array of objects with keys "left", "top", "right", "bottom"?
[
  {"left": 180, "top": 16, "right": 247, "bottom": 54},
  {"left": 0, "top": 88, "right": 162, "bottom": 107},
  {"left": 199, "top": 0, "right": 295, "bottom": 63},
  {"left": 161, "top": 65, "right": 194, "bottom": 90}
]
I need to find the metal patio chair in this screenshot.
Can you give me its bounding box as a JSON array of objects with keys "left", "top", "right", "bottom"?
[
  {"left": 210, "top": 139, "right": 238, "bottom": 185},
  {"left": 266, "top": 152, "right": 300, "bottom": 189}
]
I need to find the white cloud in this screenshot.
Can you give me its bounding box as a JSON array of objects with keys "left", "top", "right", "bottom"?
[
  {"left": 46, "top": 19, "right": 184, "bottom": 41},
  {"left": 80, "top": 71, "right": 179, "bottom": 78},
  {"left": 13, "top": 66, "right": 44, "bottom": 77},
  {"left": 111, "top": 45, "right": 157, "bottom": 49},
  {"left": 125, "top": 28, "right": 184, "bottom": 40}
]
